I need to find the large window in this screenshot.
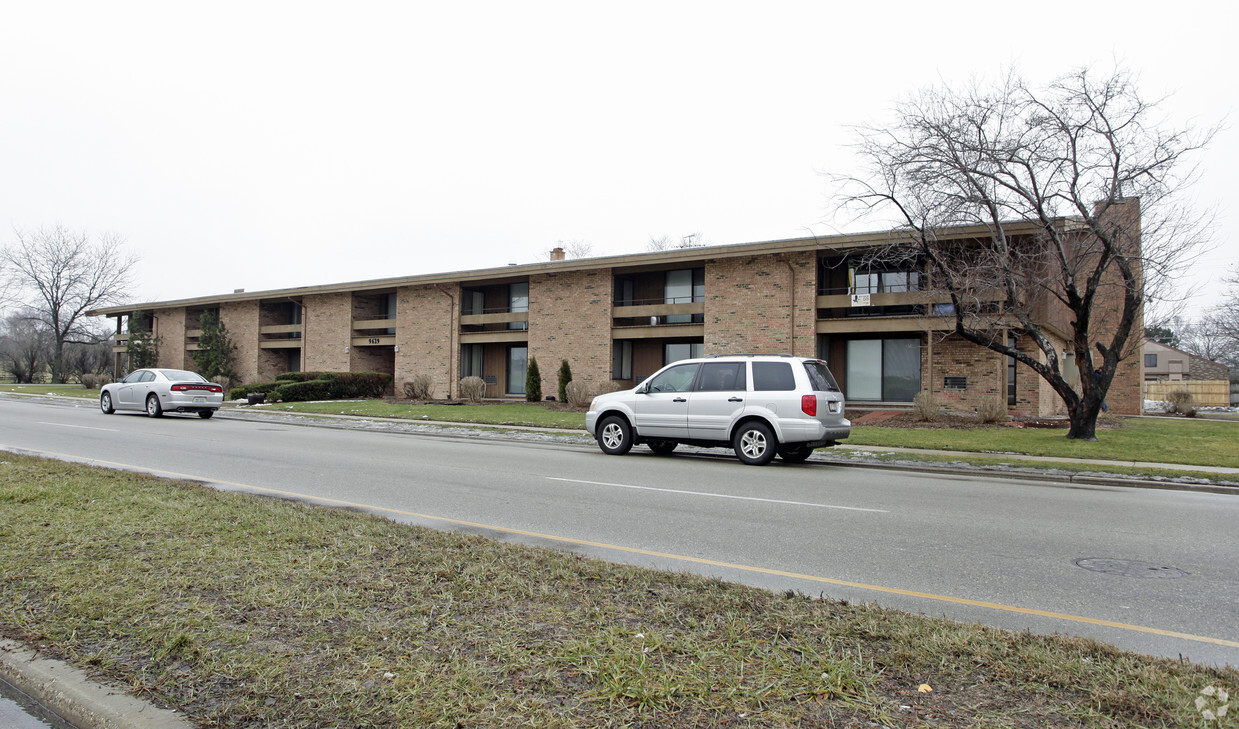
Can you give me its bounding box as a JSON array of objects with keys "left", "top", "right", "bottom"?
[
  {"left": 845, "top": 338, "right": 920, "bottom": 401},
  {"left": 1145, "top": 353, "right": 1158, "bottom": 368},
  {"left": 664, "top": 342, "right": 703, "bottom": 364},
  {"left": 461, "top": 344, "right": 484, "bottom": 378},
  {"left": 506, "top": 346, "right": 527, "bottom": 395},
  {"left": 662, "top": 268, "right": 704, "bottom": 324},
  {"left": 847, "top": 266, "right": 921, "bottom": 317},
  {"left": 509, "top": 283, "right": 529, "bottom": 331},
  {"left": 612, "top": 341, "right": 633, "bottom": 380}
]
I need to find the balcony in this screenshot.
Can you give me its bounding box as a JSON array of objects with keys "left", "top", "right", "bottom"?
[
  {"left": 259, "top": 323, "right": 303, "bottom": 349},
  {"left": 612, "top": 297, "right": 705, "bottom": 338}
]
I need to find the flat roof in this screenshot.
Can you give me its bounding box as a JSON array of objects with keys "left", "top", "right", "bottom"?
[{"left": 89, "top": 221, "right": 1050, "bottom": 316}]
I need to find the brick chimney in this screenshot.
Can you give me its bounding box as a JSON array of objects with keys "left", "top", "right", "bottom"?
[{"left": 550, "top": 246, "right": 565, "bottom": 261}]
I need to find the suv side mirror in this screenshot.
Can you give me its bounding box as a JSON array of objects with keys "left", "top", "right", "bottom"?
[{"left": 636, "top": 383, "right": 648, "bottom": 395}]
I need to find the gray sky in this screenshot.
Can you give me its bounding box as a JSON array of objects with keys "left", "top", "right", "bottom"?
[{"left": 2, "top": 1, "right": 1235, "bottom": 316}]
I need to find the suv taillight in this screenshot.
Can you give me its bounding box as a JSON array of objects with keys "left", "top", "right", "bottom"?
[{"left": 801, "top": 394, "right": 817, "bottom": 416}]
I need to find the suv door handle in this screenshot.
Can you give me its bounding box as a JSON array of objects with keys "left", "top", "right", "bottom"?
[
  {"left": 728, "top": 397, "right": 743, "bottom": 402},
  {"left": 673, "top": 397, "right": 687, "bottom": 402}
]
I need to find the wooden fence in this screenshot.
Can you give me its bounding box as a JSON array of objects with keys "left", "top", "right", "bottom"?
[{"left": 1143, "top": 380, "right": 1230, "bottom": 407}]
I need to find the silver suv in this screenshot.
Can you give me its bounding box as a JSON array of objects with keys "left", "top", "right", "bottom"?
[{"left": 585, "top": 354, "right": 850, "bottom": 465}]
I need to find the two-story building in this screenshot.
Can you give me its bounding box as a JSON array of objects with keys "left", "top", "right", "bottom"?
[{"left": 91, "top": 220, "right": 1144, "bottom": 415}]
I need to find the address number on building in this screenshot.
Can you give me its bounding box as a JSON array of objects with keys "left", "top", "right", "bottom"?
[{"left": 368, "top": 338, "right": 381, "bottom": 344}]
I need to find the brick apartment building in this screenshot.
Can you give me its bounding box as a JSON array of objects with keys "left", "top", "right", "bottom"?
[{"left": 91, "top": 219, "right": 1144, "bottom": 416}]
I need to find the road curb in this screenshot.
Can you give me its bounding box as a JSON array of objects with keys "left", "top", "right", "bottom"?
[{"left": 0, "top": 641, "right": 191, "bottom": 729}]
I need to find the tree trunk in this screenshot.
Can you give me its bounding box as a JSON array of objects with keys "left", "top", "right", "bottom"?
[{"left": 1065, "top": 402, "right": 1101, "bottom": 441}]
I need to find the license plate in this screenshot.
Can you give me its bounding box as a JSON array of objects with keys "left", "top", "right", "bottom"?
[{"left": 193, "top": 397, "right": 206, "bottom": 403}]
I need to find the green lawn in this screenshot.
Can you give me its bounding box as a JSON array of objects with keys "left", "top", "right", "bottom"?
[
  {"left": 274, "top": 400, "right": 588, "bottom": 429},
  {"left": 3, "top": 454, "right": 1234, "bottom": 728},
  {"left": 847, "top": 418, "right": 1239, "bottom": 469},
  {"left": 0, "top": 383, "right": 98, "bottom": 399}
]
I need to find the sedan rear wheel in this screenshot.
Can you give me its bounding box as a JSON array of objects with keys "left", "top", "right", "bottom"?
[
  {"left": 145, "top": 394, "right": 164, "bottom": 418},
  {"left": 198, "top": 410, "right": 215, "bottom": 419},
  {"left": 733, "top": 421, "right": 776, "bottom": 466},
  {"left": 100, "top": 392, "right": 114, "bottom": 414}
]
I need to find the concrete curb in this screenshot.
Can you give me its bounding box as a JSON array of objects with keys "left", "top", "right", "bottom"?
[{"left": 0, "top": 641, "right": 191, "bottom": 729}]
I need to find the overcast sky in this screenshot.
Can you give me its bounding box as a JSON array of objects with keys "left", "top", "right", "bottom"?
[{"left": 1, "top": 1, "right": 1234, "bottom": 317}]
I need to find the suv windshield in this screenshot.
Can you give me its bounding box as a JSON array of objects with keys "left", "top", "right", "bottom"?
[{"left": 803, "top": 361, "right": 840, "bottom": 392}]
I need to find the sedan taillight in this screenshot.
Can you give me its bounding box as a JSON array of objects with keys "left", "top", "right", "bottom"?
[
  {"left": 172, "top": 384, "right": 222, "bottom": 393},
  {"left": 801, "top": 394, "right": 817, "bottom": 416}
]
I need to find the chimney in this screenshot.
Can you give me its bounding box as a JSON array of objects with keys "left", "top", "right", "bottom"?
[{"left": 550, "top": 246, "right": 565, "bottom": 261}]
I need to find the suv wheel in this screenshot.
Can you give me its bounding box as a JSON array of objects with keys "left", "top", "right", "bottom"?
[
  {"left": 647, "top": 440, "right": 678, "bottom": 455},
  {"left": 778, "top": 444, "right": 813, "bottom": 463},
  {"left": 597, "top": 415, "right": 634, "bottom": 456},
  {"left": 733, "top": 421, "right": 776, "bottom": 466}
]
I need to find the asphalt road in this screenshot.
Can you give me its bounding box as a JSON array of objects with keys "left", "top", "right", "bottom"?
[{"left": 3, "top": 396, "right": 1237, "bottom": 668}]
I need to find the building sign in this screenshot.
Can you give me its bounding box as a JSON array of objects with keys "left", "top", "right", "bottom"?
[{"left": 850, "top": 293, "right": 871, "bottom": 307}]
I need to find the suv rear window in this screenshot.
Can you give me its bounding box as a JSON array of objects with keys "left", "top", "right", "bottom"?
[
  {"left": 751, "top": 362, "right": 796, "bottom": 391},
  {"left": 803, "top": 361, "right": 841, "bottom": 392}
]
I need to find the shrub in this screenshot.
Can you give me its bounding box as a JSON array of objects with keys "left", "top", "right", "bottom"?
[
  {"left": 275, "top": 379, "right": 334, "bottom": 402},
  {"left": 404, "top": 374, "right": 434, "bottom": 400},
  {"left": 231, "top": 381, "right": 287, "bottom": 400},
  {"left": 80, "top": 373, "right": 100, "bottom": 390},
  {"left": 911, "top": 391, "right": 939, "bottom": 422},
  {"left": 976, "top": 397, "right": 1009, "bottom": 424},
  {"left": 460, "top": 376, "right": 486, "bottom": 403},
  {"left": 1166, "top": 390, "right": 1196, "bottom": 417},
  {"left": 526, "top": 357, "right": 542, "bottom": 402},
  {"left": 557, "top": 360, "right": 572, "bottom": 403},
  {"left": 565, "top": 380, "right": 592, "bottom": 409}
]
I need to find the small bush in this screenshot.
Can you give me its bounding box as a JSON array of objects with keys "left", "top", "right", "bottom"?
[
  {"left": 565, "top": 380, "right": 592, "bottom": 409},
  {"left": 80, "top": 373, "right": 100, "bottom": 390},
  {"left": 911, "top": 391, "right": 939, "bottom": 422},
  {"left": 404, "top": 374, "right": 435, "bottom": 400},
  {"left": 460, "top": 376, "right": 486, "bottom": 403},
  {"left": 526, "top": 357, "right": 542, "bottom": 402},
  {"left": 266, "top": 390, "right": 284, "bottom": 403},
  {"left": 1166, "top": 390, "right": 1196, "bottom": 417},
  {"left": 557, "top": 360, "right": 572, "bottom": 403},
  {"left": 976, "top": 397, "right": 1009, "bottom": 423}
]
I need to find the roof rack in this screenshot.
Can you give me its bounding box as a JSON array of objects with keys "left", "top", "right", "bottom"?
[{"left": 705, "top": 353, "right": 795, "bottom": 358}]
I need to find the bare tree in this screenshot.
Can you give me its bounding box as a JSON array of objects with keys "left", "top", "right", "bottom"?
[
  {"left": 647, "top": 232, "right": 707, "bottom": 252},
  {"left": 1, "top": 226, "right": 136, "bottom": 383},
  {"left": 0, "top": 310, "right": 53, "bottom": 383},
  {"left": 560, "top": 239, "right": 594, "bottom": 259},
  {"left": 838, "top": 66, "right": 1214, "bottom": 440},
  {"left": 1188, "top": 263, "right": 1239, "bottom": 369}
]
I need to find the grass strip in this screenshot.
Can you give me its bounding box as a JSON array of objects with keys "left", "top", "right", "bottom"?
[
  {"left": 276, "top": 400, "right": 586, "bottom": 429},
  {"left": 0, "top": 384, "right": 98, "bottom": 399},
  {"left": 2, "top": 454, "right": 1236, "bottom": 728}
]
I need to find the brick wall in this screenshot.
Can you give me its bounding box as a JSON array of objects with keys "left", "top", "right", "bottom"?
[
  {"left": 528, "top": 268, "right": 612, "bottom": 395},
  {"left": 396, "top": 285, "right": 456, "bottom": 399},
  {"left": 154, "top": 308, "right": 186, "bottom": 370},
  {"left": 705, "top": 252, "right": 817, "bottom": 356},
  {"left": 924, "top": 334, "right": 1006, "bottom": 412},
  {"left": 304, "top": 293, "right": 351, "bottom": 372},
  {"left": 220, "top": 301, "right": 259, "bottom": 384}
]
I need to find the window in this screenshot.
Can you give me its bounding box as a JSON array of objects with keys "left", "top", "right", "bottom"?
[
  {"left": 803, "top": 361, "right": 840, "bottom": 392},
  {"left": 647, "top": 363, "right": 699, "bottom": 393},
  {"left": 696, "top": 362, "right": 746, "bottom": 392},
  {"left": 461, "top": 344, "right": 484, "bottom": 378},
  {"left": 506, "top": 346, "right": 527, "bottom": 395},
  {"left": 662, "top": 268, "right": 705, "bottom": 324},
  {"left": 752, "top": 362, "right": 796, "bottom": 391},
  {"left": 1145, "top": 353, "right": 1158, "bottom": 368},
  {"left": 1007, "top": 333, "right": 1018, "bottom": 406},
  {"left": 612, "top": 341, "right": 633, "bottom": 380},
  {"left": 509, "top": 283, "right": 529, "bottom": 331},
  {"left": 614, "top": 277, "right": 636, "bottom": 306},
  {"left": 664, "top": 342, "right": 703, "bottom": 364},
  {"left": 846, "top": 338, "right": 921, "bottom": 401},
  {"left": 462, "top": 289, "right": 485, "bottom": 315}
]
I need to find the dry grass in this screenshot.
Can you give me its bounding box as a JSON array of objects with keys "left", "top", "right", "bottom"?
[{"left": 2, "top": 454, "right": 1235, "bottom": 728}]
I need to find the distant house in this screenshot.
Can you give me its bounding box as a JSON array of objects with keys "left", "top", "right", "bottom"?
[{"left": 1142, "top": 340, "right": 1230, "bottom": 382}]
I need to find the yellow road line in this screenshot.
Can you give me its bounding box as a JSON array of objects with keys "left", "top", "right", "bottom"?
[{"left": 10, "top": 445, "right": 1239, "bottom": 651}]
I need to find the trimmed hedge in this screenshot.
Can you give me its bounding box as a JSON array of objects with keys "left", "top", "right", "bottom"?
[
  {"left": 232, "top": 372, "right": 392, "bottom": 402},
  {"left": 230, "top": 381, "right": 287, "bottom": 400}
]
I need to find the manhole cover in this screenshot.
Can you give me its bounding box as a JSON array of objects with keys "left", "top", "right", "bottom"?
[{"left": 1073, "top": 558, "right": 1188, "bottom": 579}]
